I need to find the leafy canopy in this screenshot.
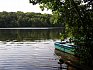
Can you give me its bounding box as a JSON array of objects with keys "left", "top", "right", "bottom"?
[{"left": 29, "top": 0, "right": 93, "bottom": 66}]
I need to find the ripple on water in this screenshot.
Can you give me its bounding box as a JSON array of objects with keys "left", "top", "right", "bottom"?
[{"left": 0, "top": 42, "right": 59, "bottom": 70}]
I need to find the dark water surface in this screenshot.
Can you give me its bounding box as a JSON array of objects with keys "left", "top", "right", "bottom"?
[
  {"left": 0, "top": 29, "right": 62, "bottom": 70},
  {"left": 0, "top": 29, "right": 62, "bottom": 41}
]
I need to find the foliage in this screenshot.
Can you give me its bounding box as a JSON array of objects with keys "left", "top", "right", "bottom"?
[
  {"left": 0, "top": 11, "right": 63, "bottom": 27},
  {"left": 29, "top": 0, "right": 93, "bottom": 66}
]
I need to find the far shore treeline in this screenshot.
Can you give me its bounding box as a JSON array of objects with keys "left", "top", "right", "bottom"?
[{"left": 0, "top": 11, "right": 63, "bottom": 28}]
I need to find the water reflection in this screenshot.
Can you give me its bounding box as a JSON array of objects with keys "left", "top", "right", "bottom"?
[
  {"left": 0, "top": 29, "right": 78, "bottom": 70},
  {"left": 54, "top": 49, "right": 78, "bottom": 70},
  {"left": 0, "top": 29, "right": 62, "bottom": 41},
  {"left": 0, "top": 29, "right": 63, "bottom": 70},
  {"left": 0, "top": 41, "right": 60, "bottom": 70}
]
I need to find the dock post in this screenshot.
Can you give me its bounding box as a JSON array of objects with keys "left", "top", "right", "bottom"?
[{"left": 58, "top": 58, "right": 64, "bottom": 69}]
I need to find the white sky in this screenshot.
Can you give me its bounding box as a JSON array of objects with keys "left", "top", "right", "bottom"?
[{"left": 0, "top": 0, "right": 52, "bottom": 14}]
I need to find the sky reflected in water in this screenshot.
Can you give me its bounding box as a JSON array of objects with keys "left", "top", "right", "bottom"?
[{"left": 0, "top": 41, "right": 59, "bottom": 70}]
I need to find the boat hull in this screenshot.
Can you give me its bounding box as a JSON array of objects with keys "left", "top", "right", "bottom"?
[{"left": 54, "top": 42, "right": 75, "bottom": 55}]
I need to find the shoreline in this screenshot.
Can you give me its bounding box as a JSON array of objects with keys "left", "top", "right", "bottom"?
[{"left": 0, "top": 27, "right": 63, "bottom": 29}]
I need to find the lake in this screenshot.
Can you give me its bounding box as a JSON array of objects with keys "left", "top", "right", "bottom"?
[
  {"left": 0, "top": 28, "right": 62, "bottom": 41},
  {"left": 0, "top": 28, "right": 62, "bottom": 70},
  {"left": 0, "top": 28, "right": 77, "bottom": 70}
]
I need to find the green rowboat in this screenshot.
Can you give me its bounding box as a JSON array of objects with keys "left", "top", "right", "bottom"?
[{"left": 54, "top": 42, "right": 76, "bottom": 55}]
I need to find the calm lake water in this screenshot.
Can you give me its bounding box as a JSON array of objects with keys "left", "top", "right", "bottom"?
[
  {"left": 0, "top": 28, "right": 77, "bottom": 70},
  {"left": 0, "top": 29, "right": 63, "bottom": 70},
  {"left": 0, "top": 29, "right": 62, "bottom": 41}
]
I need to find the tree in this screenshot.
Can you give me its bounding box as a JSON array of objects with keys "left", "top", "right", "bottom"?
[
  {"left": 29, "top": 0, "right": 93, "bottom": 66},
  {"left": 0, "top": 11, "right": 61, "bottom": 27}
]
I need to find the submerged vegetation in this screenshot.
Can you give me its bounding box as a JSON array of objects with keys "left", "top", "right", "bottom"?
[
  {"left": 29, "top": 0, "right": 93, "bottom": 66},
  {"left": 0, "top": 11, "right": 63, "bottom": 27}
]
